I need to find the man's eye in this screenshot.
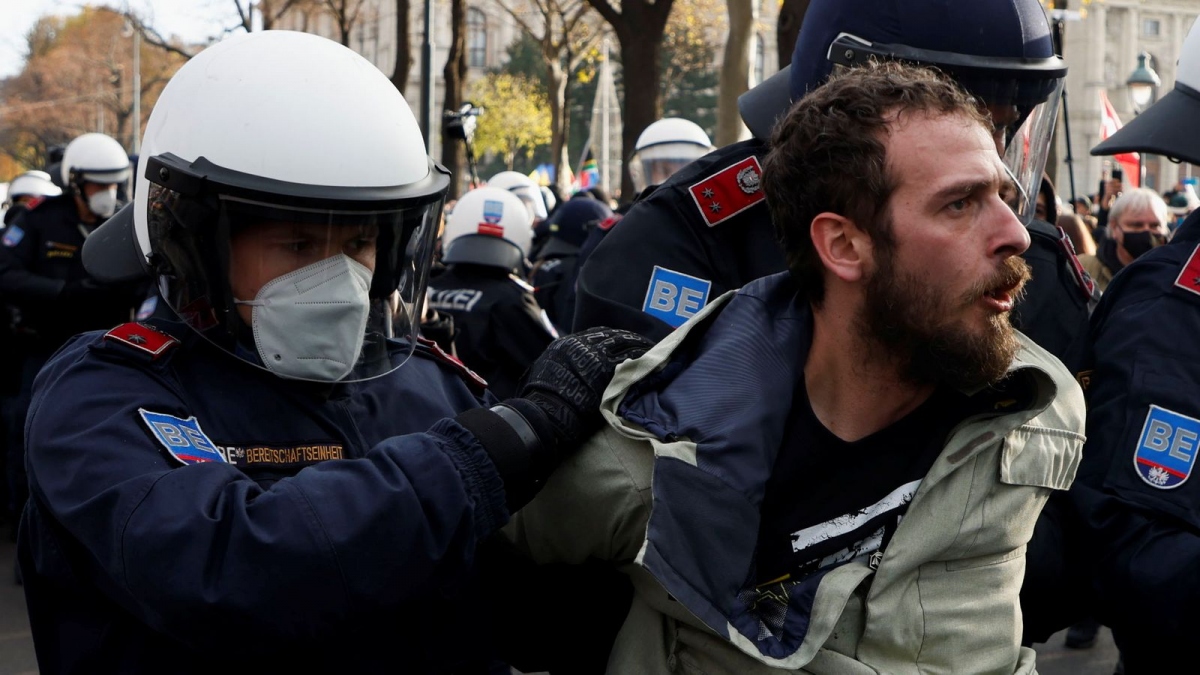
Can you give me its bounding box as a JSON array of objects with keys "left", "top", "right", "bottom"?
[
  {"left": 283, "top": 240, "right": 310, "bottom": 252},
  {"left": 949, "top": 198, "right": 969, "bottom": 212}
]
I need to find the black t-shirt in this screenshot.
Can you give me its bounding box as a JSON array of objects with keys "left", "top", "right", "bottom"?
[{"left": 754, "top": 382, "right": 974, "bottom": 585}]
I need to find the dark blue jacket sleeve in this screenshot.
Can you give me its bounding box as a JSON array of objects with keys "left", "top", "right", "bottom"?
[
  {"left": 0, "top": 211, "right": 66, "bottom": 301},
  {"left": 1071, "top": 240, "right": 1200, "bottom": 659},
  {"left": 24, "top": 337, "right": 509, "bottom": 649}
]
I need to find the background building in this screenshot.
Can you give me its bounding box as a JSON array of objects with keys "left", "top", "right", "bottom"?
[
  {"left": 1058, "top": 0, "right": 1200, "bottom": 202},
  {"left": 274, "top": 0, "right": 779, "bottom": 170}
]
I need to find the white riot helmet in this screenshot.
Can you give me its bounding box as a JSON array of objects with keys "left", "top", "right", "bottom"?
[
  {"left": 3, "top": 170, "right": 62, "bottom": 207},
  {"left": 62, "top": 132, "right": 131, "bottom": 219},
  {"left": 61, "top": 132, "right": 131, "bottom": 188},
  {"left": 487, "top": 171, "right": 548, "bottom": 221},
  {"left": 442, "top": 186, "right": 532, "bottom": 271},
  {"left": 628, "top": 118, "right": 714, "bottom": 193},
  {"left": 82, "top": 31, "right": 449, "bottom": 383}
]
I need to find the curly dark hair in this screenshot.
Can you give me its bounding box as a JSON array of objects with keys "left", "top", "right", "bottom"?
[{"left": 762, "top": 60, "right": 992, "bottom": 306}]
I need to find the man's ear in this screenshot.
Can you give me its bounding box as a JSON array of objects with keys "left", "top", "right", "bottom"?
[{"left": 810, "top": 213, "right": 869, "bottom": 283}]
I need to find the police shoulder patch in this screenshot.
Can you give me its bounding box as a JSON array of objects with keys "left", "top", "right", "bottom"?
[
  {"left": 642, "top": 266, "right": 712, "bottom": 328},
  {"left": 1173, "top": 243, "right": 1200, "bottom": 298},
  {"left": 104, "top": 322, "right": 179, "bottom": 359},
  {"left": 687, "top": 156, "right": 766, "bottom": 227},
  {"left": 139, "top": 409, "right": 227, "bottom": 465},
  {"left": 415, "top": 336, "right": 489, "bottom": 394},
  {"left": 1133, "top": 404, "right": 1200, "bottom": 489},
  {"left": 1, "top": 225, "right": 24, "bottom": 247}
]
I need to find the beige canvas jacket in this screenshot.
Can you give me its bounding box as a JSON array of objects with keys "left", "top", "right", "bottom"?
[{"left": 507, "top": 277, "right": 1086, "bottom": 675}]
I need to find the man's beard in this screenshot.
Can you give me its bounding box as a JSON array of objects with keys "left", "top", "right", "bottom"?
[{"left": 857, "top": 248, "right": 1032, "bottom": 390}]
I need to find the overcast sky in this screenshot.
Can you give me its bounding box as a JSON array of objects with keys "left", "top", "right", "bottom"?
[{"left": 1, "top": 0, "right": 242, "bottom": 79}]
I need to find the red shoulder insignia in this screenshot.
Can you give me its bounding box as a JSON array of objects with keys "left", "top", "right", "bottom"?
[
  {"left": 688, "top": 156, "right": 766, "bottom": 227},
  {"left": 104, "top": 322, "right": 179, "bottom": 359},
  {"left": 1054, "top": 225, "right": 1099, "bottom": 302},
  {"left": 1175, "top": 243, "right": 1200, "bottom": 298},
  {"left": 598, "top": 214, "right": 622, "bottom": 232},
  {"left": 416, "top": 336, "right": 489, "bottom": 394},
  {"left": 24, "top": 196, "right": 46, "bottom": 210}
]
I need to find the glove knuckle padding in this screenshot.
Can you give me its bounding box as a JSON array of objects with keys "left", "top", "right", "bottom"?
[{"left": 519, "top": 327, "right": 655, "bottom": 450}]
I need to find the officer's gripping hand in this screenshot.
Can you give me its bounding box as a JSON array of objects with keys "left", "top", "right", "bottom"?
[
  {"left": 512, "top": 327, "right": 655, "bottom": 452},
  {"left": 454, "top": 327, "right": 653, "bottom": 512}
]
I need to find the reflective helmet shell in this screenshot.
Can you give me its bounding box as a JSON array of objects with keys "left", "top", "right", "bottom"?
[
  {"left": 61, "top": 132, "right": 131, "bottom": 187},
  {"left": 133, "top": 30, "right": 434, "bottom": 259},
  {"left": 634, "top": 118, "right": 714, "bottom": 152},
  {"left": 443, "top": 186, "right": 533, "bottom": 270},
  {"left": 7, "top": 170, "right": 63, "bottom": 200},
  {"left": 790, "top": 0, "right": 1061, "bottom": 102},
  {"left": 487, "top": 171, "right": 548, "bottom": 220}
]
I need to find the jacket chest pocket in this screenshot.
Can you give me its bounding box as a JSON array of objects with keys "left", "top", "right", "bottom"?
[{"left": 953, "top": 425, "right": 1083, "bottom": 566}]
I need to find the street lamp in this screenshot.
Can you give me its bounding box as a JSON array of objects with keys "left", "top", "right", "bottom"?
[{"left": 1127, "top": 51, "right": 1161, "bottom": 185}]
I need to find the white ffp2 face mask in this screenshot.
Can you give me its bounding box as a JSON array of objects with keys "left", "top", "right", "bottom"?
[
  {"left": 234, "top": 253, "right": 374, "bottom": 382},
  {"left": 87, "top": 186, "right": 119, "bottom": 219}
]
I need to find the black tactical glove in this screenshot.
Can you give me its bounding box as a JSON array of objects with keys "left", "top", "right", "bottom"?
[
  {"left": 514, "top": 327, "right": 655, "bottom": 451},
  {"left": 455, "top": 327, "right": 654, "bottom": 511}
]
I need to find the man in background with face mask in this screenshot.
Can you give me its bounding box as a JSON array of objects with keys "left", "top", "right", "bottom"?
[
  {"left": 1078, "top": 188, "right": 1169, "bottom": 292},
  {"left": 0, "top": 132, "right": 141, "bottom": 549}
]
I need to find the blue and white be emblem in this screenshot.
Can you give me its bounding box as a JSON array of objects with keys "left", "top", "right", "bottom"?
[
  {"left": 1133, "top": 405, "right": 1200, "bottom": 489},
  {"left": 482, "top": 199, "right": 504, "bottom": 224},
  {"left": 139, "top": 409, "right": 226, "bottom": 465},
  {"left": 642, "top": 266, "right": 711, "bottom": 328}
]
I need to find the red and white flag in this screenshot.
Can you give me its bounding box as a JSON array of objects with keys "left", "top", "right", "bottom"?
[{"left": 1099, "top": 89, "right": 1141, "bottom": 187}]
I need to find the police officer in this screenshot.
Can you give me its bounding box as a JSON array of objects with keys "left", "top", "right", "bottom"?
[
  {"left": 573, "top": 0, "right": 1096, "bottom": 373},
  {"left": 0, "top": 132, "right": 138, "bottom": 352},
  {"left": 627, "top": 117, "right": 715, "bottom": 197},
  {"left": 427, "top": 186, "right": 557, "bottom": 399},
  {"left": 2, "top": 170, "right": 62, "bottom": 226},
  {"left": 569, "top": 118, "right": 711, "bottom": 285},
  {"left": 1070, "top": 16, "right": 1200, "bottom": 674},
  {"left": 0, "top": 133, "right": 143, "bottom": 542},
  {"left": 18, "top": 31, "right": 649, "bottom": 674},
  {"left": 570, "top": 0, "right": 1095, "bottom": 645},
  {"left": 530, "top": 196, "right": 613, "bottom": 334},
  {"left": 487, "top": 171, "right": 551, "bottom": 257}
]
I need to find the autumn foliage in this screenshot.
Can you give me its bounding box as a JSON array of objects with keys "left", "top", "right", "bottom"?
[{"left": 0, "top": 7, "right": 187, "bottom": 180}]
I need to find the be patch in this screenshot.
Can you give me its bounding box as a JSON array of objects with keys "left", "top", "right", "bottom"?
[
  {"left": 642, "top": 266, "right": 711, "bottom": 328},
  {"left": 139, "top": 409, "right": 226, "bottom": 465},
  {"left": 1133, "top": 404, "right": 1200, "bottom": 489}
]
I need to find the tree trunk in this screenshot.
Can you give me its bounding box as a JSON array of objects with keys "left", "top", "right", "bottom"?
[
  {"left": 775, "top": 0, "right": 810, "bottom": 70},
  {"left": 440, "top": 0, "right": 468, "bottom": 198},
  {"left": 586, "top": 0, "right": 675, "bottom": 201},
  {"left": 616, "top": 34, "right": 663, "bottom": 200},
  {"left": 546, "top": 58, "right": 572, "bottom": 194},
  {"left": 716, "top": 0, "right": 755, "bottom": 146},
  {"left": 390, "top": 0, "right": 412, "bottom": 96}
]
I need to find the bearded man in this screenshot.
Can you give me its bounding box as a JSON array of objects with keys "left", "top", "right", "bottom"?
[{"left": 503, "top": 62, "right": 1086, "bottom": 674}]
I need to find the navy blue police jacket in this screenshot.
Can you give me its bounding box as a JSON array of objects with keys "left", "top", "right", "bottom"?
[
  {"left": 18, "top": 317, "right": 510, "bottom": 674},
  {"left": 1070, "top": 209, "right": 1200, "bottom": 672},
  {"left": 0, "top": 195, "right": 140, "bottom": 353},
  {"left": 427, "top": 263, "right": 556, "bottom": 399}
]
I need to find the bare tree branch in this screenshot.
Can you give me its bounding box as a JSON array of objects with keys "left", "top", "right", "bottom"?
[
  {"left": 121, "top": 12, "right": 198, "bottom": 59},
  {"left": 586, "top": 0, "right": 621, "bottom": 27},
  {"left": 494, "top": 0, "right": 543, "bottom": 43},
  {"left": 232, "top": 0, "right": 253, "bottom": 31}
]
